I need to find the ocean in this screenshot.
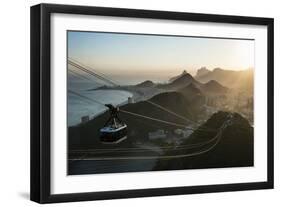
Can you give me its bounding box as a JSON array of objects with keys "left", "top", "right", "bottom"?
[{"left": 67, "top": 79, "right": 132, "bottom": 126}]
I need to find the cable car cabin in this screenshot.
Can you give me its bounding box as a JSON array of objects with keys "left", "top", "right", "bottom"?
[
  {"left": 100, "top": 123, "right": 127, "bottom": 144},
  {"left": 100, "top": 104, "right": 127, "bottom": 144}
]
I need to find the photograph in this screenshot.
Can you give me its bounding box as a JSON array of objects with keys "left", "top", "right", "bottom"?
[
  {"left": 29, "top": 2, "right": 274, "bottom": 203},
  {"left": 67, "top": 31, "right": 254, "bottom": 175}
]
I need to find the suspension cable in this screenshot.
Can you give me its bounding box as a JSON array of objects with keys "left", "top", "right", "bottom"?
[
  {"left": 68, "top": 89, "right": 189, "bottom": 129},
  {"left": 69, "top": 69, "right": 93, "bottom": 81},
  {"left": 68, "top": 58, "right": 204, "bottom": 127},
  {"left": 145, "top": 100, "right": 195, "bottom": 124},
  {"left": 69, "top": 88, "right": 216, "bottom": 132},
  {"left": 68, "top": 60, "right": 118, "bottom": 86},
  {"left": 120, "top": 109, "right": 216, "bottom": 132},
  {"left": 69, "top": 115, "right": 232, "bottom": 161},
  {"left": 120, "top": 109, "right": 187, "bottom": 128},
  {"left": 68, "top": 85, "right": 233, "bottom": 160},
  {"left": 70, "top": 132, "right": 219, "bottom": 153},
  {"left": 69, "top": 58, "right": 118, "bottom": 85}
]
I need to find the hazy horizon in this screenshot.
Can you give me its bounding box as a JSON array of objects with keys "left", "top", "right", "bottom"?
[{"left": 68, "top": 31, "right": 254, "bottom": 84}]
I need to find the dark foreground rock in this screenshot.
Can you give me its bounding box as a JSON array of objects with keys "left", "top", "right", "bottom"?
[{"left": 154, "top": 111, "right": 254, "bottom": 170}]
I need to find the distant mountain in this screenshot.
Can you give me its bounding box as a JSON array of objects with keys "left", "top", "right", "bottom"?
[
  {"left": 201, "top": 80, "right": 228, "bottom": 95},
  {"left": 169, "top": 70, "right": 188, "bottom": 82},
  {"left": 179, "top": 83, "right": 202, "bottom": 96},
  {"left": 195, "top": 68, "right": 253, "bottom": 92},
  {"left": 135, "top": 80, "right": 155, "bottom": 88},
  {"left": 159, "top": 73, "right": 202, "bottom": 91},
  {"left": 178, "top": 79, "right": 228, "bottom": 99},
  {"left": 195, "top": 67, "right": 211, "bottom": 78},
  {"left": 160, "top": 71, "right": 228, "bottom": 95},
  {"left": 178, "top": 83, "right": 204, "bottom": 102}
]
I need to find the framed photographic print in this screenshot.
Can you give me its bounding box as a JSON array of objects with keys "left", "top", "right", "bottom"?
[{"left": 30, "top": 3, "right": 274, "bottom": 203}]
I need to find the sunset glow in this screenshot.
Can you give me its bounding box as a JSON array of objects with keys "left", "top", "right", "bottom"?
[{"left": 68, "top": 31, "right": 254, "bottom": 73}]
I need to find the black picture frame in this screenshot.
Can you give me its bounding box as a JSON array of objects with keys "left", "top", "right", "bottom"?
[{"left": 30, "top": 3, "right": 274, "bottom": 204}]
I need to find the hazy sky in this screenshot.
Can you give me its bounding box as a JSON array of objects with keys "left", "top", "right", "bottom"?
[{"left": 68, "top": 31, "right": 254, "bottom": 82}]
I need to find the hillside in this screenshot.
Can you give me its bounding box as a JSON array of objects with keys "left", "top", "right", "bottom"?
[
  {"left": 154, "top": 111, "right": 254, "bottom": 170},
  {"left": 178, "top": 83, "right": 205, "bottom": 105},
  {"left": 201, "top": 80, "right": 228, "bottom": 95},
  {"left": 68, "top": 91, "right": 202, "bottom": 150}
]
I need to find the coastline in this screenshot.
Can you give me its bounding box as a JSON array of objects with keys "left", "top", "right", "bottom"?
[{"left": 68, "top": 89, "right": 134, "bottom": 127}]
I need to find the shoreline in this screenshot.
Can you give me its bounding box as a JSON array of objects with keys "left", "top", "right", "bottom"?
[{"left": 68, "top": 89, "right": 134, "bottom": 127}]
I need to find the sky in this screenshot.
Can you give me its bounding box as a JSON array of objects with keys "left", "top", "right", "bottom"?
[{"left": 68, "top": 31, "right": 254, "bottom": 83}]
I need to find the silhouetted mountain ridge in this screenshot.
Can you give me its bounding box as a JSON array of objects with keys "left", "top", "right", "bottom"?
[
  {"left": 201, "top": 80, "right": 228, "bottom": 95},
  {"left": 178, "top": 83, "right": 205, "bottom": 106},
  {"left": 196, "top": 67, "right": 210, "bottom": 77},
  {"left": 136, "top": 80, "right": 155, "bottom": 88},
  {"left": 159, "top": 72, "right": 202, "bottom": 90},
  {"left": 195, "top": 67, "right": 253, "bottom": 92},
  {"left": 169, "top": 70, "right": 188, "bottom": 82}
]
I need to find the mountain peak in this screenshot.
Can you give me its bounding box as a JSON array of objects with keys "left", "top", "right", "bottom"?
[
  {"left": 169, "top": 69, "right": 189, "bottom": 82},
  {"left": 160, "top": 72, "right": 199, "bottom": 91},
  {"left": 136, "top": 80, "right": 154, "bottom": 87},
  {"left": 213, "top": 67, "right": 223, "bottom": 72},
  {"left": 205, "top": 80, "right": 220, "bottom": 86},
  {"left": 198, "top": 66, "right": 209, "bottom": 71},
  {"left": 201, "top": 80, "right": 228, "bottom": 94},
  {"left": 170, "top": 73, "right": 195, "bottom": 86},
  {"left": 173, "top": 72, "right": 193, "bottom": 82},
  {"left": 196, "top": 67, "right": 211, "bottom": 77}
]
